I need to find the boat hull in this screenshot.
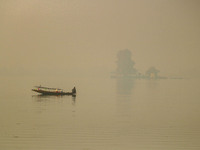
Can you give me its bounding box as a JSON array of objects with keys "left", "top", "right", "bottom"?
[{"left": 32, "top": 89, "right": 76, "bottom": 96}]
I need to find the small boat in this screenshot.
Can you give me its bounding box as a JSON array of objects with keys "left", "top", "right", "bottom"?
[{"left": 32, "top": 86, "right": 76, "bottom": 96}]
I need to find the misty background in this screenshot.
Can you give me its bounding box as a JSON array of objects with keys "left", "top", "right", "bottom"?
[{"left": 0, "top": 0, "right": 200, "bottom": 78}]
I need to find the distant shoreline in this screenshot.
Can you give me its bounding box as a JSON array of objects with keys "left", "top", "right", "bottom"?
[{"left": 110, "top": 74, "right": 184, "bottom": 80}]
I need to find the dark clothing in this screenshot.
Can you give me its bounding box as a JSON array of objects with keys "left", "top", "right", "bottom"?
[{"left": 72, "top": 87, "right": 76, "bottom": 93}]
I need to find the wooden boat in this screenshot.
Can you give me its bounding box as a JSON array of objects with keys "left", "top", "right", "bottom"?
[{"left": 32, "top": 86, "right": 76, "bottom": 96}]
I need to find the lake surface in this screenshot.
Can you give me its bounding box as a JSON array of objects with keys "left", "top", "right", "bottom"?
[{"left": 0, "top": 76, "right": 200, "bottom": 150}]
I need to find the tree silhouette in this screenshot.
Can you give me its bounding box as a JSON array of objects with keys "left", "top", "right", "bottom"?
[{"left": 116, "top": 49, "right": 137, "bottom": 76}]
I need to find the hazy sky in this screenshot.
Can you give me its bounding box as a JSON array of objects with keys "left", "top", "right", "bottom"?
[{"left": 0, "top": 0, "right": 200, "bottom": 77}]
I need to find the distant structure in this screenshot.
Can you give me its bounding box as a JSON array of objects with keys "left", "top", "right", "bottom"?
[
  {"left": 116, "top": 49, "right": 137, "bottom": 76},
  {"left": 111, "top": 49, "right": 167, "bottom": 79},
  {"left": 145, "top": 67, "right": 160, "bottom": 79}
]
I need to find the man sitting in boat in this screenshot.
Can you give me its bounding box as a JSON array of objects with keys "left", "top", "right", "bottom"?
[{"left": 72, "top": 87, "right": 76, "bottom": 94}]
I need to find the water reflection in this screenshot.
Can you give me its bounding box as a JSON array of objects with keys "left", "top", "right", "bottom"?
[
  {"left": 146, "top": 79, "right": 159, "bottom": 89},
  {"left": 32, "top": 94, "right": 76, "bottom": 105},
  {"left": 115, "top": 77, "right": 134, "bottom": 125},
  {"left": 116, "top": 77, "right": 135, "bottom": 95}
]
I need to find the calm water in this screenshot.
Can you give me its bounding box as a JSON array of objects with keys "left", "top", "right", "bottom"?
[{"left": 0, "top": 76, "right": 200, "bottom": 150}]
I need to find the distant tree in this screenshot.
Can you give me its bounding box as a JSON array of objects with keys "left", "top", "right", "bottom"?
[
  {"left": 116, "top": 49, "right": 137, "bottom": 75},
  {"left": 145, "top": 67, "right": 160, "bottom": 78}
]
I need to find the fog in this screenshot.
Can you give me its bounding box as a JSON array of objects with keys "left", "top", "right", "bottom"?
[{"left": 1, "top": 0, "right": 200, "bottom": 78}]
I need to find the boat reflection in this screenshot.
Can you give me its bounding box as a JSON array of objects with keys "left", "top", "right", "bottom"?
[{"left": 32, "top": 94, "right": 76, "bottom": 105}]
